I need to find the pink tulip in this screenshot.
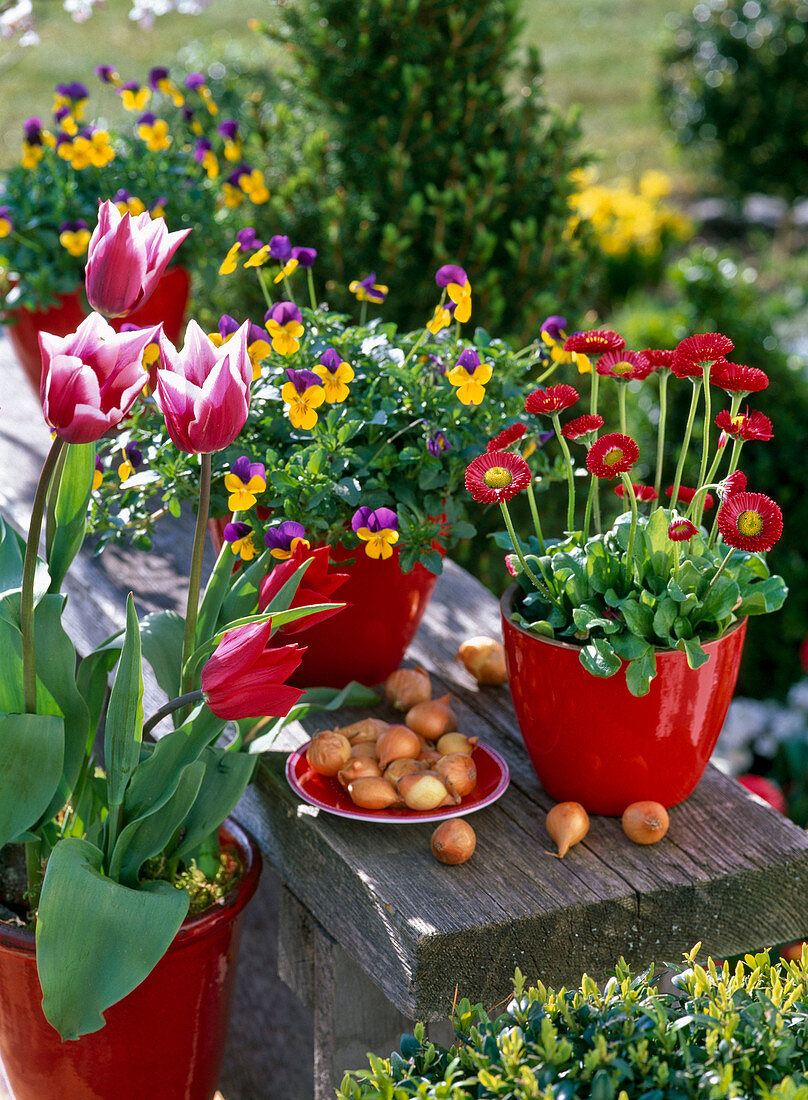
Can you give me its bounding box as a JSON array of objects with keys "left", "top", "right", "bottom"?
[
  {"left": 85, "top": 199, "right": 191, "bottom": 318},
  {"left": 39, "top": 313, "right": 160, "bottom": 443},
  {"left": 201, "top": 618, "right": 305, "bottom": 720},
  {"left": 154, "top": 320, "right": 252, "bottom": 453}
]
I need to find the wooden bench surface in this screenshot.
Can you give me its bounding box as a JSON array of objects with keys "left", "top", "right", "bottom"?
[{"left": 4, "top": 333, "right": 808, "bottom": 1051}]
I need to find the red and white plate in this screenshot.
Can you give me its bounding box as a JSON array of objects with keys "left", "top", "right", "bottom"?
[{"left": 285, "top": 741, "right": 510, "bottom": 824}]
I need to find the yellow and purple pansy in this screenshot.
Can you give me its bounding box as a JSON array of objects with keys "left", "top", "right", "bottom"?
[
  {"left": 349, "top": 273, "right": 388, "bottom": 304},
  {"left": 224, "top": 456, "right": 267, "bottom": 512},
  {"left": 92, "top": 454, "right": 104, "bottom": 491},
  {"left": 0, "top": 206, "right": 12, "bottom": 239},
  {"left": 540, "top": 314, "right": 591, "bottom": 374},
  {"left": 94, "top": 65, "right": 121, "bottom": 88},
  {"left": 209, "top": 315, "right": 270, "bottom": 380},
  {"left": 281, "top": 368, "right": 325, "bottom": 430},
  {"left": 269, "top": 234, "right": 299, "bottom": 283},
  {"left": 185, "top": 72, "right": 218, "bottom": 115},
  {"left": 314, "top": 348, "right": 354, "bottom": 403},
  {"left": 217, "top": 118, "right": 242, "bottom": 162},
  {"left": 265, "top": 520, "right": 311, "bottom": 560},
  {"left": 53, "top": 81, "right": 89, "bottom": 121},
  {"left": 149, "top": 67, "right": 185, "bottom": 108},
  {"left": 118, "top": 81, "right": 151, "bottom": 113},
  {"left": 117, "top": 442, "right": 143, "bottom": 484},
  {"left": 435, "top": 264, "right": 472, "bottom": 324},
  {"left": 136, "top": 112, "right": 171, "bottom": 152},
  {"left": 351, "top": 506, "right": 400, "bottom": 560},
  {"left": 113, "top": 189, "right": 146, "bottom": 216},
  {"left": 58, "top": 219, "right": 91, "bottom": 256},
  {"left": 21, "top": 117, "right": 47, "bottom": 169},
  {"left": 223, "top": 520, "right": 258, "bottom": 561},
  {"left": 218, "top": 227, "right": 265, "bottom": 275},
  {"left": 266, "top": 301, "right": 304, "bottom": 356},
  {"left": 427, "top": 430, "right": 451, "bottom": 457},
  {"left": 446, "top": 348, "right": 492, "bottom": 406},
  {"left": 193, "top": 137, "right": 219, "bottom": 179}
]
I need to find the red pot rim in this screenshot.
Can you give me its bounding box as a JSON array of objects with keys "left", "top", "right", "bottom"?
[
  {"left": 500, "top": 582, "right": 748, "bottom": 658},
  {"left": 0, "top": 817, "right": 261, "bottom": 958}
]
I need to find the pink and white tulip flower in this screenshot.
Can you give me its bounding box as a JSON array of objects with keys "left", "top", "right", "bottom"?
[
  {"left": 85, "top": 199, "right": 191, "bottom": 319},
  {"left": 154, "top": 319, "right": 252, "bottom": 453},
  {"left": 39, "top": 313, "right": 160, "bottom": 444}
]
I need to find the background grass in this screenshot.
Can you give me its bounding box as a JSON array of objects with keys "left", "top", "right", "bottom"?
[{"left": 1, "top": 0, "right": 688, "bottom": 183}]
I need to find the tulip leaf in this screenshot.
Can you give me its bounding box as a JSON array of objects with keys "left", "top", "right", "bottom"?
[
  {"left": 104, "top": 594, "right": 144, "bottom": 815},
  {"left": 111, "top": 760, "right": 206, "bottom": 886},
  {"left": 36, "top": 837, "right": 189, "bottom": 1040},
  {"left": 0, "top": 514, "right": 25, "bottom": 597},
  {"left": 169, "top": 747, "right": 257, "bottom": 861},
  {"left": 45, "top": 441, "right": 94, "bottom": 592},
  {"left": 0, "top": 712, "right": 64, "bottom": 847},
  {"left": 245, "top": 679, "right": 380, "bottom": 752},
  {"left": 195, "top": 538, "right": 240, "bottom": 647},
  {"left": 139, "top": 609, "right": 185, "bottom": 705},
  {"left": 218, "top": 547, "right": 280, "bottom": 627},
  {"left": 77, "top": 632, "right": 124, "bottom": 743}
]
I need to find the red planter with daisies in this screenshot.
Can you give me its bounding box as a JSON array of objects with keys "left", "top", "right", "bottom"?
[{"left": 501, "top": 585, "right": 748, "bottom": 816}]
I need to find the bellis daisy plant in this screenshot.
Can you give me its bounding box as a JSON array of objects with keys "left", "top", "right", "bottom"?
[
  {"left": 90, "top": 253, "right": 568, "bottom": 577},
  {"left": 0, "top": 64, "right": 265, "bottom": 315},
  {"left": 469, "top": 324, "right": 787, "bottom": 696}
]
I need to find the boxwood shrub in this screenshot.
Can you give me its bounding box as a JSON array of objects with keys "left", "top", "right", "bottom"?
[{"left": 338, "top": 946, "right": 808, "bottom": 1099}]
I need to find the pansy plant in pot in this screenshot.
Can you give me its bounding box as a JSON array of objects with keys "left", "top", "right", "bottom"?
[
  {"left": 87, "top": 242, "right": 570, "bottom": 687},
  {"left": 0, "top": 202, "right": 368, "bottom": 1097},
  {"left": 465, "top": 328, "right": 787, "bottom": 815}
]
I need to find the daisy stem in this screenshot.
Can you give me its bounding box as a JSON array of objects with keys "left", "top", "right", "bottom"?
[
  {"left": 620, "top": 471, "right": 639, "bottom": 582},
  {"left": 582, "top": 474, "right": 597, "bottom": 544},
  {"left": 255, "top": 267, "right": 273, "bottom": 311},
  {"left": 525, "top": 479, "right": 546, "bottom": 554},
  {"left": 401, "top": 326, "right": 430, "bottom": 368},
  {"left": 307, "top": 269, "right": 318, "bottom": 312},
  {"left": 708, "top": 438, "right": 744, "bottom": 548},
  {"left": 618, "top": 385, "right": 627, "bottom": 436},
  {"left": 511, "top": 342, "right": 540, "bottom": 362},
  {"left": 697, "top": 361, "right": 712, "bottom": 490},
  {"left": 499, "top": 501, "right": 558, "bottom": 606},
  {"left": 669, "top": 379, "right": 703, "bottom": 508},
  {"left": 181, "top": 451, "right": 212, "bottom": 700},
  {"left": 590, "top": 368, "right": 602, "bottom": 533},
  {"left": 536, "top": 360, "right": 561, "bottom": 385},
  {"left": 552, "top": 412, "right": 577, "bottom": 534},
  {"left": 704, "top": 547, "right": 735, "bottom": 600},
  {"left": 673, "top": 542, "right": 681, "bottom": 583},
  {"left": 694, "top": 393, "right": 743, "bottom": 527},
  {"left": 652, "top": 370, "right": 670, "bottom": 508}
]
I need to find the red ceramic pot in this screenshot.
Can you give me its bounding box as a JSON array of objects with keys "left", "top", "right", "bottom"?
[
  {"left": 0, "top": 819, "right": 260, "bottom": 1100},
  {"left": 4, "top": 265, "right": 191, "bottom": 393},
  {"left": 500, "top": 585, "right": 748, "bottom": 816}
]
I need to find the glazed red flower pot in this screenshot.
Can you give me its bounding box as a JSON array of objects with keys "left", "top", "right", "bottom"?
[
  {"left": 0, "top": 818, "right": 260, "bottom": 1100},
  {"left": 500, "top": 584, "right": 748, "bottom": 816},
  {"left": 209, "top": 521, "right": 440, "bottom": 689},
  {"left": 4, "top": 265, "right": 191, "bottom": 393}
]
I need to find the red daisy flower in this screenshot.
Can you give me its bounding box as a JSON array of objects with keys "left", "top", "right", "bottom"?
[
  {"left": 561, "top": 413, "right": 604, "bottom": 440},
  {"left": 671, "top": 332, "right": 734, "bottom": 379},
  {"left": 717, "top": 491, "right": 783, "bottom": 553},
  {"left": 465, "top": 450, "right": 531, "bottom": 503},
  {"left": 614, "top": 483, "right": 658, "bottom": 502},
  {"left": 668, "top": 518, "right": 698, "bottom": 542},
  {"left": 596, "top": 349, "right": 653, "bottom": 382},
  {"left": 642, "top": 348, "right": 675, "bottom": 370},
  {"left": 585, "top": 433, "right": 639, "bottom": 479},
  {"left": 505, "top": 553, "right": 520, "bottom": 577},
  {"left": 487, "top": 423, "right": 527, "bottom": 452},
  {"left": 710, "top": 359, "right": 769, "bottom": 394},
  {"left": 563, "top": 329, "right": 625, "bottom": 356},
  {"left": 714, "top": 408, "right": 773, "bottom": 442},
  {"left": 665, "top": 485, "right": 714, "bottom": 509},
  {"left": 719, "top": 470, "right": 747, "bottom": 498},
  {"left": 525, "top": 384, "right": 580, "bottom": 415}
]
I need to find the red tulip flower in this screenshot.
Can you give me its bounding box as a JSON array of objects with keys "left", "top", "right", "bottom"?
[
  {"left": 258, "top": 544, "right": 350, "bottom": 635},
  {"left": 85, "top": 199, "right": 191, "bottom": 318},
  {"left": 201, "top": 618, "right": 305, "bottom": 720},
  {"left": 39, "top": 313, "right": 160, "bottom": 443},
  {"left": 154, "top": 320, "right": 252, "bottom": 453}
]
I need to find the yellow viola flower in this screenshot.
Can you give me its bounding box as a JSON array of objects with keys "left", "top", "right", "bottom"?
[
  {"left": 136, "top": 115, "right": 172, "bottom": 153},
  {"left": 356, "top": 526, "right": 400, "bottom": 559},
  {"left": 244, "top": 244, "right": 271, "bottom": 269},
  {"left": 314, "top": 350, "right": 354, "bottom": 403},
  {"left": 447, "top": 279, "right": 472, "bottom": 323},
  {"left": 119, "top": 83, "right": 151, "bottom": 112},
  {"left": 273, "top": 257, "right": 299, "bottom": 283},
  {"left": 427, "top": 305, "right": 451, "bottom": 334},
  {"left": 281, "top": 370, "right": 325, "bottom": 430},
  {"left": 446, "top": 349, "right": 492, "bottom": 406},
  {"left": 58, "top": 223, "right": 91, "bottom": 257},
  {"left": 223, "top": 521, "right": 258, "bottom": 562},
  {"left": 219, "top": 242, "right": 242, "bottom": 276},
  {"left": 225, "top": 457, "right": 267, "bottom": 512},
  {"left": 21, "top": 143, "right": 44, "bottom": 170},
  {"left": 266, "top": 303, "right": 304, "bottom": 356},
  {"left": 240, "top": 168, "right": 269, "bottom": 204}
]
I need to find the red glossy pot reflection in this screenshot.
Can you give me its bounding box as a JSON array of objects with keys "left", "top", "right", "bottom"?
[
  {"left": 500, "top": 585, "right": 747, "bottom": 816},
  {"left": 0, "top": 819, "right": 260, "bottom": 1100},
  {"left": 4, "top": 265, "right": 191, "bottom": 393},
  {"left": 208, "top": 522, "right": 440, "bottom": 689}
]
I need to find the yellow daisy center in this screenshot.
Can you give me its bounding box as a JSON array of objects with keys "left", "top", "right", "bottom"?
[
  {"left": 612, "top": 360, "right": 633, "bottom": 375},
  {"left": 483, "top": 466, "right": 513, "bottom": 489},
  {"left": 604, "top": 448, "right": 624, "bottom": 467},
  {"left": 737, "top": 510, "right": 763, "bottom": 537}
]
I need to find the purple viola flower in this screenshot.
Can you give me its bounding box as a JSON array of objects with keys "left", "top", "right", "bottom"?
[
  {"left": 185, "top": 73, "right": 207, "bottom": 91},
  {"left": 217, "top": 314, "right": 241, "bottom": 339},
  {"left": 231, "top": 455, "right": 266, "bottom": 483},
  {"left": 427, "top": 430, "right": 450, "bottom": 457},
  {"left": 119, "top": 81, "right": 141, "bottom": 95},
  {"left": 224, "top": 520, "right": 253, "bottom": 543},
  {"left": 247, "top": 321, "right": 270, "bottom": 345},
  {"left": 352, "top": 272, "right": 387, "bottom": 302},
  {"left": 435, "top": 264, "right": 468, "bottom": 288},
  {"left": 291, "top": 246, "right": 317, "bottom": 267},
  {"left": 193, "top": 137, "right": 213, "bottom": 163},
  {"left": 59, "top": 218, "right": 88, "bottom": 234},
  {"left": 540, "top": 315, "right": 567, "bottom": 340},
  {"left": 95, "top": 65, "right": 118, "bottom": 84},
  {"left": 427, "top": 353, "right": 447, "bottom": 379},
  {"left": 265, "top": 520, "right": 306, "bottom": 555},
  {"left": 285, "top": 367, "right": 322, "bottom": 395},
  {"left": 53, "top": 107, "right": 71, "bottom": 126},
  {"left": 269, "top": 235, "right": 293, "bottom": 261},
  {"left": 137, "top": 112, "right": 157, "bottom": 127},
  {"left": 124, "top": 442, "right": 143, "bottom": 468},
  {"left": 148, "top": 67, "right": 170, "bottom": 89},
  {"left": 23, "top": 117, "right": 43, "bottom": 144},
  {"left": 455, "top": 348, "right": 481, "bottom": 372},
  {"left": 319, "top": 348, "right": 342, "bottom": 372},
  {"left": 267, "top": 301, "right": 303, "bottom": 328},
  {"left": 351, "top": 506, "right": 398, "bottom": 534},
  {"left": 236, "top": 227, "right": 264, "bottom": 251},
  {"left": 58, "top": 82, "right": 89, "bottom": 101},
  {"left": 218, "top": 119, "right": 239, "bottom": 141},
  {"left": 113, "top": 188, "right": 132, "bottom": 204},
  {"left": 226, "top": 165, "right": 250, "bottom": 188},
  {"left": 537, "top": 429, "right": 555, "bottom": 448}
]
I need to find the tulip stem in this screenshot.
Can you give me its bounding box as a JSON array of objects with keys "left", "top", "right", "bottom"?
[
  {"left": 21, "top": 436, "right": 66, "bottom": 713},
  {"left": 143, "top": 689, "right": 206, "bottom": 739},
  {"left": 181, "top": 452, "right": 212, "bottom": 699}
]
